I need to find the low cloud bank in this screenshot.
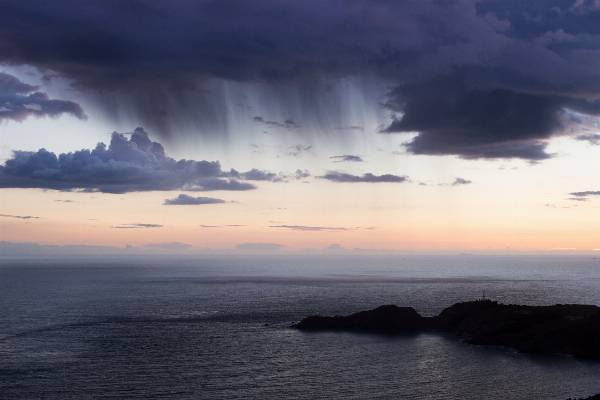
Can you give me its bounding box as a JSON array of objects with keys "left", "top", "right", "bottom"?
[
  {"left": 236, "top": 243, "right": 285, "bottom": 252},
  {"left": 143, "top": 242, "right": 192, "bottom": 251}
]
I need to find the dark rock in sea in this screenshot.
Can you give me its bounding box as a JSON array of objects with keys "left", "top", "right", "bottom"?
[{"left": 292, "top": 300, "right": 600, "bottom": 360}]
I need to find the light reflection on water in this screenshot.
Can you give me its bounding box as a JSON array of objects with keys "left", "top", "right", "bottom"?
[{"left": 0, "top": 255, "right": 599, "bottom": 399}]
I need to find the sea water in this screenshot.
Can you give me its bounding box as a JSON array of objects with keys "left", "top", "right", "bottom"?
[{"left": 1, "top": 255, "right": 599, "bottom": 399}]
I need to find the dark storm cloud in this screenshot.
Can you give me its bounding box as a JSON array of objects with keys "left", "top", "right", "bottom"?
[
  {"left": 0, "top": 73, "right": 85, "bottom": 121},
  {"left": 569, "top": 191, "right": 600, "bottom": 197},
  {"left": 452, "top": 178, "right": 472, "bottom": 186},
  {"left": 330, "top": 155, "right": 364, "bottom": 163},
  {"left": 0, "top": 127, "right": 262, "bottom": 193},
  {"left": 4, "top": 1, "right": 600, "bottom": 159},
  {"left": 318, "top": 171, "right": 407, "bottom": 183},
  {"left": 164, "top": 194, "right": 226, "bottom": 205},
  {"left": 381, "top": 75, "right": 573, "bottom": 160},
  {"left": 575, "top": 133, "right": 600, "bottom": 145}
]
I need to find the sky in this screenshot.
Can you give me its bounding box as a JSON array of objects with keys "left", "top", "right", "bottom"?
[{"left": 1, "top": 0, "right": 600, "bottom": 255}]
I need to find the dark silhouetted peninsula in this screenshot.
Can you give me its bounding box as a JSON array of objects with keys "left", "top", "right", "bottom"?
[
  {"left": 566, "top": 395, "right": 600, "bottom": 400},
  {"left": 292, "top": 300, "right": 600, "bottom": 360}
]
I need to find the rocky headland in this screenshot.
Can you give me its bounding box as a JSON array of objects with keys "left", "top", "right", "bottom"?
[
  {"left": 566, "top": 395, "right": 600, "bottom": 400},
  {"left": 292, "top": 300, "right": 600, "bottom": 360}
]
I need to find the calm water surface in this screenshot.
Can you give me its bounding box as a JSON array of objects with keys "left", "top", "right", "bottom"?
[{"left": 1, "top": 255, "right": 599, "bottom": 399}]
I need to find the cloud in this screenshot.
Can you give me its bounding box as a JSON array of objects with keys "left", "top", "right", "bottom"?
[
  {"left": 575, "top": 133, "right": 600, "bottom": 145},
  {"left": 253, "top": 116, "right": 300, "bottom": 130},
  {"left": 236, "top": 242, "right": 285, "bottom": 252},
  {"left": 269, "top": 225, "right": 350, "bottom": 231},
  {"left": 4, "top": 2, "right": 600, "bottom": 158},
  {"left": 0, "top": 127, "right": 259, "bottom": 193},
  {"left": 113, "top": 223, "right": 163, "bottom": 228},
  {"left": 287, "top": 145, "right": 313, "bottom": 157},
  {"left": 228, "top": 167, "right": 309, "bottom": 183},
  {"left": 199, "top": 224, "right": 246, "bottom": 228},
  {"left": 0, "top": 240, "right": 212, "bottom": 255},
  {"left": 229, "top": 168, "right": 283, "bottom": 182},
  {"left": 318, "top": 171, "right": 407, "bottom": 183},
  {"left": 293, "top": 169, "right": 311, "bottom": 180},
  {"left": 143, "top": 242, "right": 192, "bottom": 251},
  {"left": 0, "top": 241, "right": 125, "bottom": 256},
  {"left": 0, "top": 213, "right": 40, "bottom": 219},
  {"left": 323, "top": 243, "right": 347, "bottom": 253},
  {"left": 330, "top": 155, "right": 364, "bottom": 163},
  {"left": 185, "top": 178, "right": 256, "bottom": 192},
  {"left": 164, "top": 194, "right": 226, "bottom": 205},
  {"left": 0, "top": 72, "right": 86, "bottom": 122},
  {"left": 569, "top": 191, "right": 600, "bottom": 197},
  {"left": 452, "top": 178, "right": 472, "bottom": 186},
  {"left": 336, "top": 126, "right": 364, "bottom": 132},
  {"left": 381, "top": 75, "right": 567, "bottom": 160}
]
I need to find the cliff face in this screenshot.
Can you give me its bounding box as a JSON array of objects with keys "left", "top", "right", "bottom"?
[{"left": 292, "top": 300, "right": 600, "bottom": 360}]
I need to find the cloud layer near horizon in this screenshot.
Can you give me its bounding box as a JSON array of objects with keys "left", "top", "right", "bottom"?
[
  {"left": 4, "top": 1, "right": 600, "bottom": 159},
  {"left": 0, "top": 127, "right": 275, "bottom": 193}
]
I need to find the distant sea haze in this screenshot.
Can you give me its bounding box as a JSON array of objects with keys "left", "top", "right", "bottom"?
[{"left": 1, "top": 255, "right": 599, "bottom": 399}]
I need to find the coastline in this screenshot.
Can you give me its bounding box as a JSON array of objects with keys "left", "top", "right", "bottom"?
[{"left": 292, "top": 299, "right": 600, "bottom": 360}]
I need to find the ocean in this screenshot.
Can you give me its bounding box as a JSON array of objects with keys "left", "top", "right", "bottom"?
[{"left": 1, "top": 255, "right": 599, "bottom": 399}]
